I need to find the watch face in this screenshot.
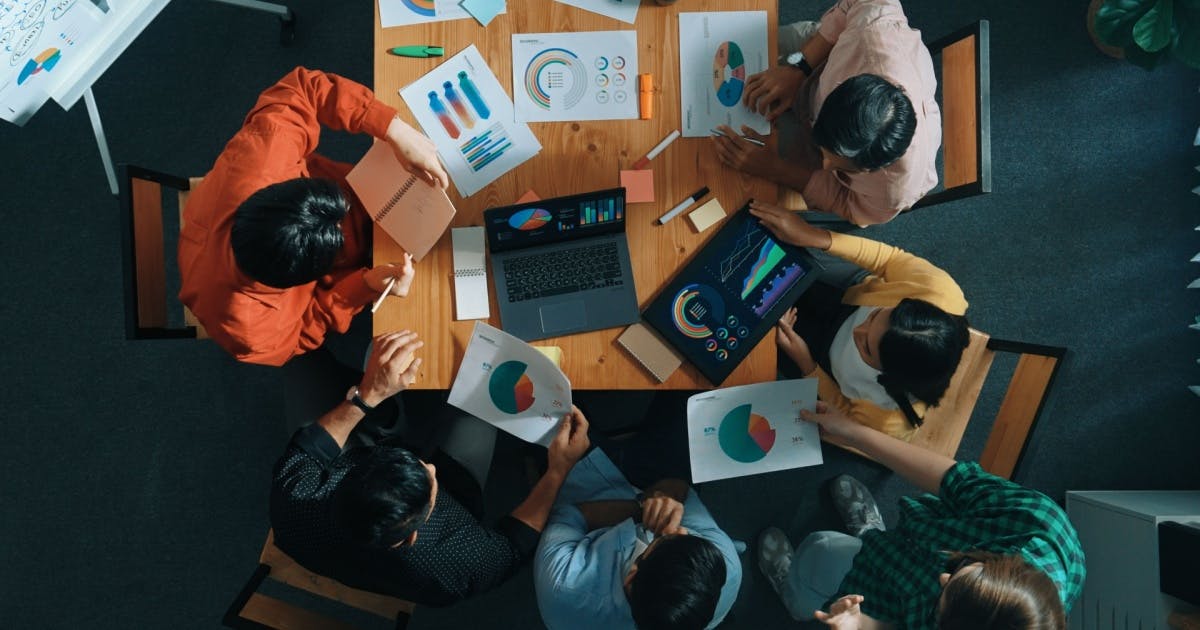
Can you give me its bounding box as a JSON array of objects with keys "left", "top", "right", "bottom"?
[{"left": 786, "top": 52, "right": 804, "bottom": 66}]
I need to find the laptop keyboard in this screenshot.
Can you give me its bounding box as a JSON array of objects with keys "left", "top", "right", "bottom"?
[{"left": 503, "top": 242, "right": 624, "bottom": 303}]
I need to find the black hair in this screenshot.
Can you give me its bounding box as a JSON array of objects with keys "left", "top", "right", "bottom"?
[
  {"left": 333, "top": 446, "right": 433, "bottom": 550},
  {"left": 628, "top": 535, "right": 727, "bottom": 630},
  {"left": 812, "top": 74, "right": 917, "bottom": 171},
  {"left": 231, "top": 177, "right": 349, "bottom": 288},
  {"left": 876, "top": 298, "right": 970, "bottom": 428}
]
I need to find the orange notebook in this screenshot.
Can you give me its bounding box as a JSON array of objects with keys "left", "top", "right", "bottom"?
[{"left": 346, "top": 140, "right": 457, "bottom": 261}]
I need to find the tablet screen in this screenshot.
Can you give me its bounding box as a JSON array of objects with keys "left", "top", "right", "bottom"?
[{"left": 642, "top": 203, "right": 821, "bottom": 384}]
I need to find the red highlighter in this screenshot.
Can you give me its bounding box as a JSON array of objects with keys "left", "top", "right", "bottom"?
[{"left": 638, "top": 74, "right": 653, "bottom": 120}]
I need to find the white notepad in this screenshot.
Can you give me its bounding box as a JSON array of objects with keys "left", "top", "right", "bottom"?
[{"left": 452, "top": 227, "right": 490, "bottom": 320}]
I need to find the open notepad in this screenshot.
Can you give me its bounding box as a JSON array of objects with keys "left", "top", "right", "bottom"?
[
  {"left": 452, "top": 227, "right": 489, "bottom": 320},
  {"left": 346, "top": 140, "right": 456, "bottom": 261}
]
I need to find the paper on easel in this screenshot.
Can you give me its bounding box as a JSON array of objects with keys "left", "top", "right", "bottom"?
[
  {"left": 452, "top": 227, "right": 490, "bottom": 320},
  {"left": 687, "top": 379, "right": 822, "bottom": 483},
  {"left": 346, "top": 140, "right": 457, "bottom": 261},
  {"left": 448, "top": 322, "right": 572, "bottom": 445}
]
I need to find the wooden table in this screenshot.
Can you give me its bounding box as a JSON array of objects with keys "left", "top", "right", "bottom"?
[{"left": 373, "top": 1, "right": 779, "bottom": 389}]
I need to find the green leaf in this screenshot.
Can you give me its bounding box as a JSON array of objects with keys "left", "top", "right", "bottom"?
[
  {"left": 1172, "top": 3, "right": 1200, "bottom": 67},
  {"left": 1096, "top": 0, "right": 1158, "bottom": 47},
  {"left": 1133, "top": 0, "right": 1175, "bottom": 52}
]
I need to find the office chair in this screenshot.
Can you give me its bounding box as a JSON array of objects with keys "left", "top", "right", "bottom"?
[
  {"left": 224, "top": 530, "right": 415, "bottom": 630},
  {"left": 118, "top": 165, "right": 207, "bottom": 340}
]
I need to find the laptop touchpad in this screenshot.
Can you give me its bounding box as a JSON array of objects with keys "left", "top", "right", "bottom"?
[{"left": 539, "top": 301, "right": 587, "bottom": 333}]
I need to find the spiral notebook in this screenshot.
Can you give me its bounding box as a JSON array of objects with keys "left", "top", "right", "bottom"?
[
  {"left": 346, "top": 140, "right": 457, "bottom": 261},
  {"left": 452, "top": 227, "right": 490, "bottom": 320}
]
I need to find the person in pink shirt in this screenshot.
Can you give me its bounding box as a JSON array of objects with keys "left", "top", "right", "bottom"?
[{"left": 712, "top": 0, "right": 941, "bottom": 226}]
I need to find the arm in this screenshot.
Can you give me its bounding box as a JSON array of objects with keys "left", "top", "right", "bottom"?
[
  {"left": 803, "top": 403, "right": 954, "bottom": 494},
  {"left": 317, "top": 331, "right": 423, "bottom": 447},
  {"left": 576, "top": 478, "right": 690, "bottom": 532},
  {"left": 509, "top": 407, "right": 591, "bottom": 532}
]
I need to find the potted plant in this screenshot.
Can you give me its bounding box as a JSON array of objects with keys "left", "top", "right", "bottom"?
[{"left": 1087, "top": 0, "right": 1200, "bottom": 69}]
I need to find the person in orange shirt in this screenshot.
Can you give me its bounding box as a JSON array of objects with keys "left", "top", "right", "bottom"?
[{"left": 178, "top": 67, "right": 448, "bottom": 367}]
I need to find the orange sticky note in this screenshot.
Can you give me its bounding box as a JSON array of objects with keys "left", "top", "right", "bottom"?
[
  {"left": 516, "top": 189, "right": 541, "bottom": 204},
  {"left": 619, "top": 169, "right": 655, "bottom": 203}
]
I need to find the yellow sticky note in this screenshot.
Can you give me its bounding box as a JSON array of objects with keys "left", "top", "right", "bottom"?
[
  {"left": 534, "top": 346, "right": 563, "bottom": 368},
  {"left": 687, "top": 198, "right": 726, "bottom": 232},
  {"left": 619, "top": 169, "right": 655, "bottom": 203}
]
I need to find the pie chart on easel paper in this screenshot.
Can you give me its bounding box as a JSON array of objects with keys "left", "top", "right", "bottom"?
[
  {"left": 718, "top": 403, "right": 776, "bottom": 463},
  {"left": 488, "top": 360, "right": 536, "bottom": 414}
]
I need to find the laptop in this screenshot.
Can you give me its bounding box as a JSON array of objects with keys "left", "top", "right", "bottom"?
[{"left": 484, "top": 188, "right": 639, "bottom": 341}]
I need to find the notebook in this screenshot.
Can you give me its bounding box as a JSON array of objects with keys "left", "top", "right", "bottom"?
[
  {"left": 452, "top": 227, "right": 490, "bottom": 320},
  {"left": 617, "top": 322, "right": 683, "bottom": 382},
  {"left": 346, "top": 140, "right": 457, "bottom": 261}
]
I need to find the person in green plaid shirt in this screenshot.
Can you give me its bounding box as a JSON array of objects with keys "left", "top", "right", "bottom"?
[{"left": 756, "top": 402, "right": 1085, "bottom": 629}]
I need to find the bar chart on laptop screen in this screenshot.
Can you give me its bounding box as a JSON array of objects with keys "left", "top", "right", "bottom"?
[{"left": 578, "top": 197, "right": 622, "bottom": 226}]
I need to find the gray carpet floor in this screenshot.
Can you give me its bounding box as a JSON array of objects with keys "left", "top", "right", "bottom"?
[{"left": 0, "top": 0, "right": 1196, "bottom": 628}]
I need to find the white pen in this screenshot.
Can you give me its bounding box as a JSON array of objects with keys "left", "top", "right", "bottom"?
[
  {"left": 370, "top": 277, "right": 397, "bottom": 314},
  {"left": 633, "top": 129, "right": 682, "bottom": 169},
  {"left": 657, "top": 186, "right": 711, "bottom": 225},
  {"left": 710, "top": 128, "right": 766, "bottom": 147}
]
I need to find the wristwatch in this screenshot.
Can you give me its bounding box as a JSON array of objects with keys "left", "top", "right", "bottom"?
[
  {"left": 785, "top": 51, "right": 813, "bottom": 77},
  {"left": 346, "top": 386, "right": 375, "bottom": 414},
  {"left": 632, "top": 492, "right": 647, "bottom": 524}
]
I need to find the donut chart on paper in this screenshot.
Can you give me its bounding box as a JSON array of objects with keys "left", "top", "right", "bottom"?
[
  {"left": 671, "top": 283, "right": 725, "bottom": 339},
  {"left": 488, "top": 360, "right": 536, "bottom": 414},
  {"left": 718, "top": 403, "right": 776, "bottom": 463},
  {"left": 524, "top": 47, "right": 588, "bottom": 110},
  {"left": 509, "top": 208, "right": 553, "bottom": 231},
  {"left": 713, "top": 41, "right": 746, "bottom": 107},
  {"left": 401, "top": 0, "right": 436, "bottom": 17}
]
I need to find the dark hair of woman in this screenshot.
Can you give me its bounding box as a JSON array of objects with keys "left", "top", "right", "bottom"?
[
  {"left": 231, "top": 177, "right": 349, "bottom": 288},
  {"left": 876, "top": 298, "right": 970, "bottom": 428}
]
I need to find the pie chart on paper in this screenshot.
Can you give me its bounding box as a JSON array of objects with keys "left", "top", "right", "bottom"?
[
  {"left": 488, "top": 360, "right": 536, "bottom": 414},
  {"left": 718, "top": 403, "right": 776, "bottom": 463}
]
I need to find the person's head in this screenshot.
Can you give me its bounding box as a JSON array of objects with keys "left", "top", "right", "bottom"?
[
  {"left": 852, "top": 298, "right": 970, "bottom": 426},
  {"left": 231, "top": 177, "right": 350, "bottom": 288},
  {"left": 333, "top": 446, "right": 436, "bottom": 550},
  {"left": 936, "top": 551, "right": 1065, "bottom": 630},
  {"left": 812, "top": 74, "right": 917, "bottom": 173},
  {"left": 624, "top": 533, "right": 728, "bottom": 630}
]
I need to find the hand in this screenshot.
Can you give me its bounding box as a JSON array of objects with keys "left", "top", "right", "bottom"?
[
  {"left": 640, "top": 495, "right": 685, "bottom": 535},
  {"left": 547, "top": 405, "right": 590, "bottom": 476},
  {"left": 359, "top": 331, "right": 424, "bottom": 406},
  {"left": 743, "top": 66, "right": 806, "bottom": 121},
  {"left": 814, "top": 595, "right": 866, "bottom": 629},
  {"left": 365, "top": 254, "right": 416, "bottom": 297},
  {"left": 776, "top": 307, "right": 816, "bottom": 374},
  {"left": 800, "top": 402, "right": 862, "bottom": 444},
  {"left": 386, "top": 117, "right": 449, "bottom": 189},
  {"left": 748, "top": 200, "right": 832, "bottom": 249},
  {"left": 712, "top": 125, "right": 780, "bottom": 179}
]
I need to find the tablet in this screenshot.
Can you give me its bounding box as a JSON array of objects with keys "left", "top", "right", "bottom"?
[{"left": 642, "top": 202, "right": 822, "bottom": 385}]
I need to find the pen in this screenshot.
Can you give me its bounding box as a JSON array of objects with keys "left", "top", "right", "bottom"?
[
  {"left": 371, "top": 277, "right": 397, "bottom": 314},
  {"left": 633, "top": 129, "right": 681, "bottom": 170},
  {"left": 710, "top": 128, "right": 766, "bottom": 147},
  {"left": 658, "top": 186, "right": 710, "bottom": 225},
  {"left": 389, "top": 46, "right": 445, "bottom": 58}
]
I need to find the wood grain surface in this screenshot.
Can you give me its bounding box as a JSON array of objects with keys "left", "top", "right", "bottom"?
[{"left": 373, "top": 1, "right": 780, "bottom": 389}]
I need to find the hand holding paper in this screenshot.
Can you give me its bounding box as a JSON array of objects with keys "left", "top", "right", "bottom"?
[{"left": 386, "top": 117, "right": 449, "bottom": 189}]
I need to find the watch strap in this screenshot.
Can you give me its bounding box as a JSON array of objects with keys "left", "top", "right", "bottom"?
[
  {"left": 795, "top": 57, "right": 814, "bottom": 77},
  {"left": 349, "top": 387, "right": 375, "bottom": 414}
]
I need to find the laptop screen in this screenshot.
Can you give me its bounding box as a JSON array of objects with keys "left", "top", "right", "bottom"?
[{"left": 484, "top": 188, "right": 626, "bottom": 253}]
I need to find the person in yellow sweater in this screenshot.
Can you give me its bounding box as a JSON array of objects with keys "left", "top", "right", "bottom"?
[{"left": 749, "top": 201, "right": 969, "bottom": 440}]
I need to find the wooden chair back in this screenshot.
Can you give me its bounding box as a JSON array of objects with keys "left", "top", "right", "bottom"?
[
  {"left": 118, "top": 165, "right": 207, "bottom": 340},
  {"left": 911, "top": 20, "right": 992, "bottom": 210},
  {"left": 910, "top": 330, "right": 1066, "bottom": 479},
  {"left": 223, "top": 530, "right": 415, "bottom": 629}
]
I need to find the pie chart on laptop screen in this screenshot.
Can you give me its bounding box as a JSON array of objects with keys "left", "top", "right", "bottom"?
[
  {"left": 509, "top": 208, "right": 553, "bottom": 231},
  {"left": 718, "top": 403, "right": 776, "bottom": 463}
]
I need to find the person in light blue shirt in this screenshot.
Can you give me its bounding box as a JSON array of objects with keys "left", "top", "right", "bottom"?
[{"left": 534, "top": 447, "right": 741, "bottom": 630}]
